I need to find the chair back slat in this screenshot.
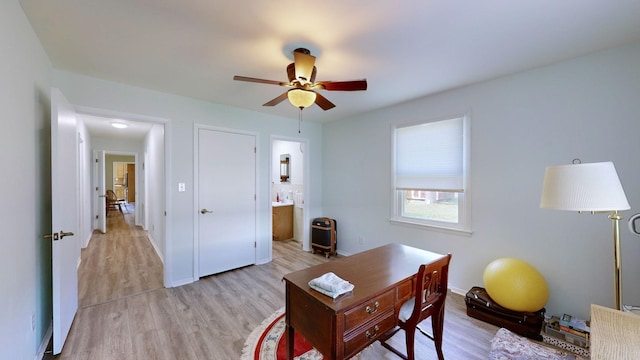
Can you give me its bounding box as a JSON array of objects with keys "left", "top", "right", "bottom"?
[
  {"left": 410, "top": 254, "right": 452, "bottom": 324},
  {"left": 379, "top": 252, "right": 452, "bottom": 360}
]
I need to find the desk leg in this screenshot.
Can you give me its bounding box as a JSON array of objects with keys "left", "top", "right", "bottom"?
[
  {"left": 286, "top": 323, "right": 294, "bottom": 360},
  {"left": 285, "top": 284, "right": 294, "bottom": 360}
]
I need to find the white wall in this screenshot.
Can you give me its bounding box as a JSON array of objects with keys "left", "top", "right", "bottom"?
[
  {"left": 272, "top": 140, "right": 304, "bottom": 185},
  {"left": 52, "top": 70, "right": 324, "bottom": 286},
  {"left": 322, "top": 41, "right": 640, "bottom": 320},
  {"left": 0, "top": 1, "right": 53, "bottom": 358},
  {"left": 145, "top": 124, "right": 165, "bottom": 262}
]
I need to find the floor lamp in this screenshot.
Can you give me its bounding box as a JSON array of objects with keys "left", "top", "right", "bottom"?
[{"left": 540, "top": 161, "right": 630, "bottom": 310}]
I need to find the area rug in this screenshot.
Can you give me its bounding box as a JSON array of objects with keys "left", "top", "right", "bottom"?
[
  {"left": 241, "top": 307, "right": 323, "bottom": 360},
  {"left": 489, "top": 328, "right": 586, "bottom": 360}
]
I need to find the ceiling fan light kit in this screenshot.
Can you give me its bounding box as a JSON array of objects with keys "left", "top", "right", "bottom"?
[
  {"left": 234, "top": 47, "right": 367, "bottom": 112},
  {"left": 287, "top": 88, "right": 316, "bottom": 109}
]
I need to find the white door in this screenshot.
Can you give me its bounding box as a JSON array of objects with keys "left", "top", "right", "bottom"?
[
  {"left": 50, "top": 89, "right": 79, "bottom": 354},
  {"left": 95, "top": 150, "right": 106, "bottom": 233},
  {"left": 198, "top": 128, "right": 256, "bottom": 277}
]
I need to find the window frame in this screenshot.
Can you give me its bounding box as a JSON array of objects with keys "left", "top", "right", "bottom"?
[{"left": 389, "top": 112, "right": 471, "bottom": 234}]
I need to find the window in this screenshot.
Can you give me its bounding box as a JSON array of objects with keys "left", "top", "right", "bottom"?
[{"left": 391, "top": 114, "right": 470, "bottom": 233}]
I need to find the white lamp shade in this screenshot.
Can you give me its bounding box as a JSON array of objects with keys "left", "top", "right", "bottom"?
[{"left": 540, "top": 161, "right": 630, "bottom": 211}]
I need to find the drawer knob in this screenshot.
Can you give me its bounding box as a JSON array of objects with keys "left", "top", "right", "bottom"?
[
  {"left": 365, "top": 301, "right": 379, "bottom": 314},
  {"left": 366, "top": 325, "right": 380, "bottom": 339}
]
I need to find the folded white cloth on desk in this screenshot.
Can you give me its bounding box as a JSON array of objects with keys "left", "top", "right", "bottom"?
[{"left": 308, "top": 272, "right": 354, "bottom": 299}]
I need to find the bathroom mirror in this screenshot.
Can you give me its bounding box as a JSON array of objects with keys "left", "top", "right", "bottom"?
[{"left": 280, "top": 154, "right": 290, "bottom": 182}]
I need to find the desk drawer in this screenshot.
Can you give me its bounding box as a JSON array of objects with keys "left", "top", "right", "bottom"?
[
  {"left": 344, "top": 290, "right": 395, "bottom": 331},
  {"left": 344, "top": 309, "right": 395, "bottom": 357}
]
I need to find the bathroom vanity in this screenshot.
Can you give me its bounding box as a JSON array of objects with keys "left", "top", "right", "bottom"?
[{"left": 272, "top": 202, "right": 294, "bottom": 240}]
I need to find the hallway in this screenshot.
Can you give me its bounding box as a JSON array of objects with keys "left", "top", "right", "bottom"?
[{"left": 78, "top": 205, "right": 164, "bottom": 308}]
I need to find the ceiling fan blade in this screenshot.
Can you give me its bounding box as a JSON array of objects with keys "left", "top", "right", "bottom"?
[
  {"left": 263, "top": 92, "right": 289, "bottom": 107},
  {"left": 293, "top": 49, "right": 316, "bottom": 84},
  {"left": 314, "top": 92, "right": 336, "bottom": 111},
  {"left": 315, "top": 79, "right": 367, "bottom": 91},
  {"left": 234, "top": 75, "right": 290, "bottom": 87}
]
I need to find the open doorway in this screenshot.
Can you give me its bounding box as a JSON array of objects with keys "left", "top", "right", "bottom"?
[
  {"left": 271, "top": 137, "right": 311, "bottom": 260},
  {"left": 78, "top": 112, "right": 166, "bottom": 308},
  {"left": 108, "top": 155, "right": 136, "bottom": 217}
]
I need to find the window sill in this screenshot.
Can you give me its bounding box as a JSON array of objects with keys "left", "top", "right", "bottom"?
[{"left": 388, "top": 217, "right": 472, "bottom": 237}]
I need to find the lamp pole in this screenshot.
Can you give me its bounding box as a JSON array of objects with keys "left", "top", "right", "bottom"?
[{"left": 610, "top": 210, "right": 623, "bottom": 310}]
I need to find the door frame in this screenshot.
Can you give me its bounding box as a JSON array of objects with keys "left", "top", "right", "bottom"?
[
  {"left": 193, "top": 124, "right": 259, "bottom": 279},
  {"left": 75, "top": 105, "right": 173, "bottom": 288},
  {"left": 269, "top": 135, "right": 311, "bottom": 259},
  {"left": 93, "top": 150, "right": 107, "bottom": 234}
]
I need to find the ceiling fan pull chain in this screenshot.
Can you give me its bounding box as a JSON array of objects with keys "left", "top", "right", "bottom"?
[{"left": 298, "top": 107, "right": 302, "bottom": 134}]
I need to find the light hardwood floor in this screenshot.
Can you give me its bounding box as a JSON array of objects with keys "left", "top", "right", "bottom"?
[
  {"left": 78, "top": 205, "right": 163, "bottom": 308},
  {"left": 46, "top": 221, "right": 500, "bottom": 359}
]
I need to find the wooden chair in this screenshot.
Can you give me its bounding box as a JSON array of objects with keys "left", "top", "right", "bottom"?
[
  {"left": 379, "top": 253, "right": 452, "bottom": 360},
  {"left": 106, "top": 189, "right": 123, "bottom": 216}
]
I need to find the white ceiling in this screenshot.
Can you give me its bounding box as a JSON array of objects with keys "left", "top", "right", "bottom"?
[
  {"left": 80, "top": 114, "right": 154, "bottom": 141},
  {"left": 20, "top": 0, "right": 640, "bottom": 131}
]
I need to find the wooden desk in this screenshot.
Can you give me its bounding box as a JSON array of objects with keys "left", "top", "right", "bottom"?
[{"left": 283, "top": 243, "right": 446, "bottom": 360}]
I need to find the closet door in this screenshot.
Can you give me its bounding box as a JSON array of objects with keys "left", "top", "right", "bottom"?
[{"left": 197, "top": 127, "right": 256, "bottom": 277}]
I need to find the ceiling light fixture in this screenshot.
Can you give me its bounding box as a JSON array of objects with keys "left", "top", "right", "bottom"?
[
  {"left": 287, "top": 88, "right": 316, "bottom": 134},
  {"left": 111, "top": 122, "right": 128, "bottom": 129},
  {"left": 287, "top": 88, "right": 316, "bottom": 109}
]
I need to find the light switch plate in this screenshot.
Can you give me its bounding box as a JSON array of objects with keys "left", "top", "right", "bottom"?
[{"left": 178, "top": 182, "right": 186, "bottom": 192}]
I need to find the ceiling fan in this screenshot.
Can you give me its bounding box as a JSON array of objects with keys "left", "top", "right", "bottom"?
[{"left": 233, "top": 48, "right": 367, "bottom": 111}]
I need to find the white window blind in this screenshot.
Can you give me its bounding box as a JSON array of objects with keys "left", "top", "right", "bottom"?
[{"left": 395, "top": 117, "right": 464, "bottom": 192}]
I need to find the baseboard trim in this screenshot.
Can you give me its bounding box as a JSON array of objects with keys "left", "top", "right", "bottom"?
[
  {"left": 171, "top": 277, "right": 195, "bottom": 287},
  {"left": 450, "top": 286, "right": 468, "bottom": 296},
  {"left": 146, "top": 234, "right": 164, "bottom": 264},
  {"left": 35, "top": 322, "right": 52, "bottom": 360}
]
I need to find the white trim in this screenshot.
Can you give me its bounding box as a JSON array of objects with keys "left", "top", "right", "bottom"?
[
  {"left": 34, "top": 322, "right": 53, "bottom": 360},
  {"left": 146, "top": 233, "right": 165, "bottom": 264},
  {"left": 171, "top": 277, "right": 195, "bottom": 287},
  {"left": 192, "top": 125, "right": 199, "bottom": 281},
  {"left": 163, "top": 119, "right": 173, "bottom": 288},
  {"left": 92, "top": 150, "right": 104, "bottom": 234},
  {"left": 388, "top": 218, "right": 473, "bottom": 236}
]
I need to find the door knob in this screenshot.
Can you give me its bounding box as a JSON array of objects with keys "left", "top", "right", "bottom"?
[
  {"left": 201, "top": 208, "right": 213, "bottom": 214},
  {"left": 60, "top": 231, "right": 74, "bottom": 239},
  {"left": 43, "top": 233, "right": 59, "bottom": 241},
  {"left": 43, "top": 231, "right": 74, "bottom": 241}
]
